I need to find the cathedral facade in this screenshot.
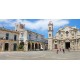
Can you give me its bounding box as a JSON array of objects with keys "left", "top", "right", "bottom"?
[{"left": 48, "top": 21, "right": 80, "bottom": 50}]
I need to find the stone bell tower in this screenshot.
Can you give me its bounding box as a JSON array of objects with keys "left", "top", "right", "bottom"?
[
  {"left": 48, "top": 21, "right": 53, "bottom": 50},
  {"left": 15, "top": 23, "right": 25, "bottom": 31}
]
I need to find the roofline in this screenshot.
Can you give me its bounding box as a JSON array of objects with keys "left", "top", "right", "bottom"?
[
  {"left": 26, "top": 29, "right": 44, "bottom": 36},
  {"left": 0, "top": 29, "right": 19, "bottom": 34}
]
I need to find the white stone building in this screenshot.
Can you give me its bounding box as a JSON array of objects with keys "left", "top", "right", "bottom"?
[
  {"left": 15, "top": 23, "right": 46, "bottom": 51},
  {"left": 48, "top": 21, "right": 80, "bottom": 50}
]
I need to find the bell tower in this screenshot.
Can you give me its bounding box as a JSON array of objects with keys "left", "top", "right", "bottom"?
[
  {"left": 15, "top": 23, "right": 25, "bottom": 31},
  {"left": 48, "top": 21, "right": 53, "bottom": 50}
]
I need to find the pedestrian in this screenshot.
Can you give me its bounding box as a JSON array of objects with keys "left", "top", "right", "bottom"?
[
  {"left": 63, "top": 49, "right": 65, "bottom": 53},
  {"left": 57, "top": 49, "right": 59, "bottom": 54},
  {"left": 60, "top": 48, "right": 61, "bottom": 51}
]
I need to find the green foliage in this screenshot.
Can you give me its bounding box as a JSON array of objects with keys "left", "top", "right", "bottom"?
[
  {"left": 18, "top": 45, "right": 24, "bottom": 49},
  {"left": 18, "top": 42, "right": 24, "bottom": 51}
]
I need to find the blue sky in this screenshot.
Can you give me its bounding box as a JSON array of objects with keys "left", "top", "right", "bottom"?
[{"left": 0, "top": 19, "right": 80, "bottom": 38}]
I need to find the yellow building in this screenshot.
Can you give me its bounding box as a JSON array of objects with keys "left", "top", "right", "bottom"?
[{"left": 0, "top": 27, "right": 19, "bottom": 51}]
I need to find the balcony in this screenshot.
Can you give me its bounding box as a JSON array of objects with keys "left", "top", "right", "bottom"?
[{"left": 0, "top": 37, "right": 18, "bottom": 41}]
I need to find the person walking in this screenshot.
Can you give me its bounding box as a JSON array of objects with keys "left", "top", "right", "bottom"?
[
  {"left": 57, "top": 49, "right": 59, "bottom": 54},
  {"left": 63, "top": 49, "right": 65, "bottom": 53}
]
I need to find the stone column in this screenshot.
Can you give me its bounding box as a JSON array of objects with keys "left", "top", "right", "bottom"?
[
  {"left": 30, "top": 43, "right": 32, "bottom": 51},
  {"left": 70, "top": 41, "right": 72, "bottom": 50},
  {"left": 9, "top": 43, "right": 11, "bottom": 51},
  {"left": 38, "top": 43, "right": 39, "bottom": 50},
  {"left": 11, "top": 43, "right": 13, "bottom": 51},
  {"left": 77, "top": 39, "right": 79, "bottom": 50},
  {"left": 34, "top": 43, "right": 35, "bottom": 51},
  {"left": 74, "top": 39, "right": 76, "bottom": 50},
  {"left": 79, "top": 39, "right": 80, "bottom": 50},
  {"left": 76, "top": 39, "right": 77, "bottom": 50},
  {"left": 75, "top": 31, "right": 77, "bottom": 50},
  {"left": 40, "top": 43, "right": 41, "bottom": 50},
  {"left": 24, "top": 41, "right": 28, "bottom": 51},
  {"left": 43, "top": 43, "right": 45, "bottom": 50},
  {"left": 2, "top": 43, "right": 4, "bottom": 51}
]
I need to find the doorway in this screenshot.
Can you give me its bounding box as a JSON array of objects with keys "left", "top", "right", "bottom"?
[
  {"left": 65, "top": 42, "right": 70, "bottom": 49},
  {"left": 55, "top": 44, "right": 57, "bottom": 49},
  {"left": 13, "top": 43, "right": 17, "bottom": 51},
  {"left": 28, "top": 42, "right": 31, "bottom": 50},
  {"left": 35, "top": 43, "right": 38, "bottom": 50},
  {"left": 4, "top": 43, "right": 9, "bottom": 51}
]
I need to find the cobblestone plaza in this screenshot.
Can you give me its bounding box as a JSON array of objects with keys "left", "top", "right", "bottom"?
[{"left": 0, "top": 50, "right": 80, "bottom": 60}]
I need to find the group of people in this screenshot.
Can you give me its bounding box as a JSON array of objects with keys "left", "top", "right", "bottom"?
[
  {"left": 56, "top": 48, "right": 65, "bottom": 54},
  {"left": 56, "top": 47, "right": 70, "bottom": 54}
]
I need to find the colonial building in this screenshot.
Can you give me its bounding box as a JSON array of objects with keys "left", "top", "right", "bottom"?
[
  {"left": 48, "top": 21, "right": 80, "bottom": 50},
  {"left": 15, "top": 23, "right": 46, "bottom": 51},
  {"left": 0, "top": 27, "right": 19, "bottom": 51}
]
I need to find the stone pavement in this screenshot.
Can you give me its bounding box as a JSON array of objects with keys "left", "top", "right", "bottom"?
[{"left": 0, "top": 50, "right": 80, "bottom": 60}]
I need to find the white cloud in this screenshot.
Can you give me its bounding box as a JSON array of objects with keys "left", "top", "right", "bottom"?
[
  {"left": 14, "top": 19, "right": 69, "bottom": 31},
  {"left": 0, "top": 19, "right": 15, "bottom": 27},
  {"left": 0, "top": 19, "right": 69, "bottom": 30}
]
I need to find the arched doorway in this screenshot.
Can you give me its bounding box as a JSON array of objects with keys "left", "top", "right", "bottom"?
[
  {"left": 65, "top": 42, "right": 70, "bottom": 49},
  {"left": 28, "top": 42, "right": 31, "bottom": 50},
  {"left": 65, "top": 39, "right": 70, "bottom": 49},
  {"left": 4, "top": 43, "right": 9, "bottom": 51},
  {"left": 13, "top": 43, "right": 17, "bottom": 51},
  {"left": 32, "top": 43, "right": 34, "bottom": 50},
  {"left": 35, "top": 43, "right": 38, "bottom": 50}
]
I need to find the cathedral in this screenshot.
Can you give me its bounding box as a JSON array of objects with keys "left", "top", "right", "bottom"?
[{"left": 48, "top": 21, "right": 80, "bottom": 50}]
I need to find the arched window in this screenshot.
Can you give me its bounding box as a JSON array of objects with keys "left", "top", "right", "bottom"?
[
  {"left": 49, "top": 34, "right": 51, "bottom": 37},
  {"left": 49, "top": 27, "right": 51, "bottom": 30},
  {"left": 6, "top": 33, "right": 9, "bottom": 40},
  {"left": 29, "top": 34, "right": 31, "bottom": 40},
  {"left": 66, "top": 31, "right": 69, "bottom": 36},
  {"left": 14, "top": 35, "right": 17, "bottom": 41}
]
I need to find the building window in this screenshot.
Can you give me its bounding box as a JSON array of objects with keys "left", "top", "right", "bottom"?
[
  {"left": 55, "top": 41, "right": 57, "bottom": 43},
  {"left": 49, "top": 27, "right": 51, "bottom": 30},
  {"left": 6, "top": 33, "right": 9, "bottom": 40},
  {"left": 14, "top": 35, "right": 17, "bottom": 41},
  {"left": 29, "top": 34, "right": 31, "bottom": 40},
  {"left": 49, "top": 34, "right": 51, "bottom": 37},
  {"left": 66, "top": 31, "right": 69, "bottom": 36},
  {"left": 21, "top": 33, "right": 24, "bottom": 37}
]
